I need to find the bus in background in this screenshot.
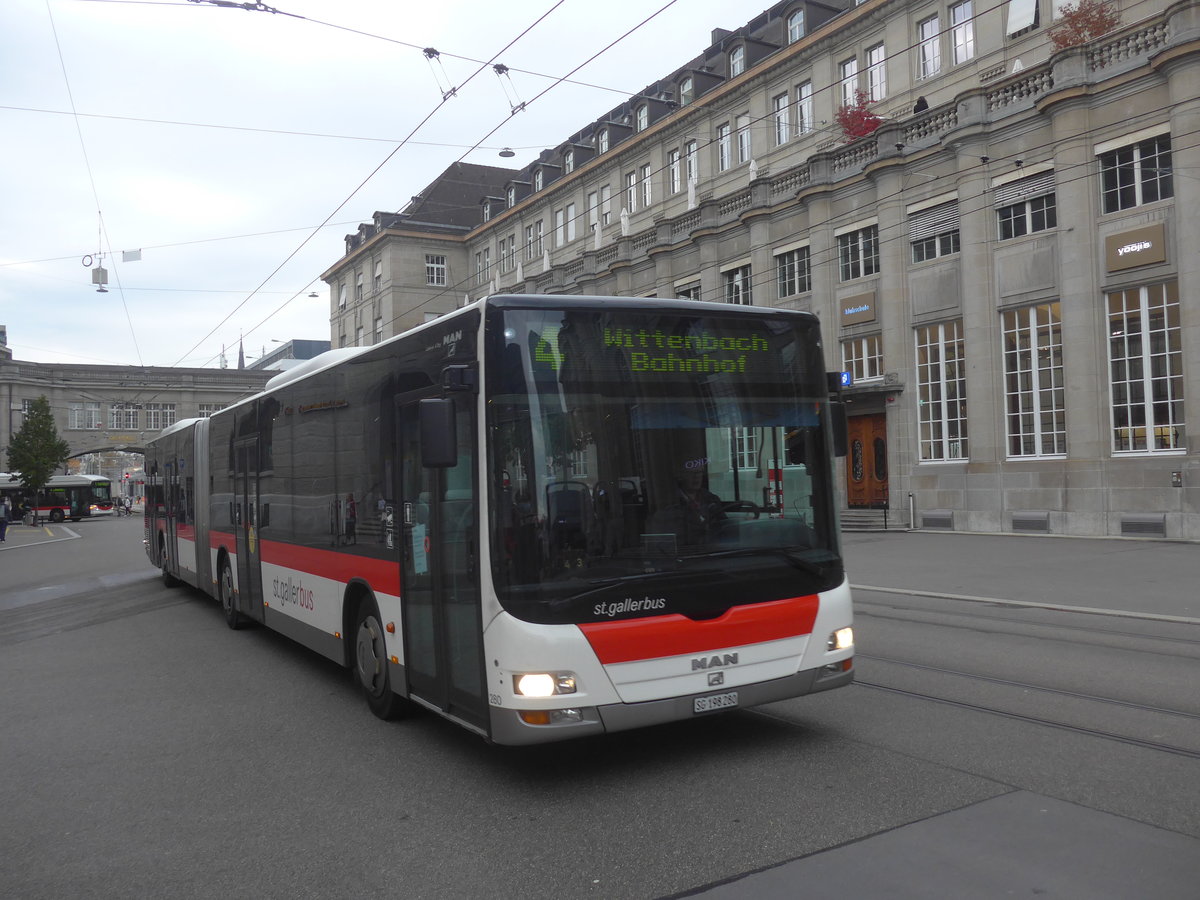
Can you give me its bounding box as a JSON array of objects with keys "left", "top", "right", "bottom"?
[
  {"left": 0, "top": 473, "right": 114, "bottom": 521},
  {"left": 146, "top": 295, "right": 854, "bottom": 745}
]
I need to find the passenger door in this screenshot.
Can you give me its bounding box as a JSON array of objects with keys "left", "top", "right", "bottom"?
[
  {"left": 395, "top": 396, "right": 487, "bottom": 732},
  {"left": 232, "top": 438, "right": 265, "bottom": 624}
]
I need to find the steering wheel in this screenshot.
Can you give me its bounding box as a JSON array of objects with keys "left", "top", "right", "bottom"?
[{"left": 720, "top": 500, "right": 759, "bottom": 519}]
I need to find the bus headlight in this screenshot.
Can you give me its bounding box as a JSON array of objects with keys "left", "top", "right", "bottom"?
[
  {"left": 827, "top": 627, "right": 854, "bottom": 651},
  {"left": 514, "top": 672, "right": 578, "bottom": 697}
]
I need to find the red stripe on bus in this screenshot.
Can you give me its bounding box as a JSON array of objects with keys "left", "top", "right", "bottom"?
[
  {"left": 209, "top": 531, "right": 236, "bottom": 554},
  {"left": 259, "top": 539, "right": 401, "bottom": 598},
  {"left": 177, "top": 524, "right": 196, "bottom": 541},
  {"left": 578, "top": 594, "right": 820, "bottom": 664}
]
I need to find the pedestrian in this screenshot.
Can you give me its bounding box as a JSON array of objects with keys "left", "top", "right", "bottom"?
[
  {"left": 0, "top": 495, "right": 9, "bottom": 542},
  {"left": 124, "top": 495, "right": 133, "bottom": 516}
]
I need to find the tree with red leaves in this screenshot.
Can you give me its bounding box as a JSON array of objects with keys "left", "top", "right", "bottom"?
[
  {"left": 1049, "top": 0, "right": 1120, "bottom": 51},
  {"left": 836, "top": 89, "right": 882, "bottom": 143}
]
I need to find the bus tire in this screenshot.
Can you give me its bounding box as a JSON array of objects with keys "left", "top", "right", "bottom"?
[
  {"left": 160, "top": 538, "right": 179, "bottom": 588},
  {"left": 50, "top": 509, "right": 64, "bottom": 523},
  {"left": 219, "top": 559, "right": 243, "bottom": 630},
  {"left": 353, "top": 597, "right": 408, "bottom": 721}
]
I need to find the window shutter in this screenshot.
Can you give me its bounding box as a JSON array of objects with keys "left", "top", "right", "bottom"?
[
  {"left": 994, "top": 171, "right": 1055, "bottom": 207},
  {"left": 909, "top": 201, "right": 959, "bottom": 241}
]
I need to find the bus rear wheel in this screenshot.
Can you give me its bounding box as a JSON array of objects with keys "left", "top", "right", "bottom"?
[
  {"left": 219, "top": 559, "right": 242, "bottom": 630},
  {"left": 50, "top": 509, "right": 64, "bottom": 523},
  {"left": 353, "top": 598, "right": 408, "bottom": 720}
]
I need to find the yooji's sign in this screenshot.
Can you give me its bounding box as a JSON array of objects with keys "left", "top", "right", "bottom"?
[{"left": 1105, "top": 224, "right": 1166, "bottom": 272}]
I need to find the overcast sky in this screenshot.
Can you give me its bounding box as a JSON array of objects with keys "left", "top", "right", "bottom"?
[{"left": 3, "top": 0, "right": 761, "bottom": 369}]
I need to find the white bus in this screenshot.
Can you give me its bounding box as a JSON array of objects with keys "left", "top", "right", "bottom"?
[{"left": 145, "top": 295, "right": 854, "bottom": 744}]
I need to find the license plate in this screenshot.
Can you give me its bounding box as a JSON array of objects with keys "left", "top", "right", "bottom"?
[{"left": 694, "top": 691, "right": 739, "bottom": 714}]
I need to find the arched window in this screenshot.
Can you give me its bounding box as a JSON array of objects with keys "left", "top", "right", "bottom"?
[
  {"left": 787, "top": 10, "right": 805, "bottom": 42},
  {"left": 730, "top": 46, "right": 746, "bottom": 77},
  {"left": 635, "top": 105, "right": 648, "bottom": 132},
  {"left": 598, "top": 128, "right": 609, "bottom": 153},
  {"left": 679, "top": 76, "right": 694, "bottom": 105},
  {"left": 563, "top": 149, "right": 574, "bottom": 173}
]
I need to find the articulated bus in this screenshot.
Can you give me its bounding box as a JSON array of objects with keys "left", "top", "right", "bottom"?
[
  {"left": 145, "top": 295, "right": 854, "bottom": 744},
  {"left": 1, "top": 473, "right": 114, "bottom": 521}
]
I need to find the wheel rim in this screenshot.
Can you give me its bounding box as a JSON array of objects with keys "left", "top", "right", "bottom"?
[{"left": 355, "top": 614, "right": 387, "bottom": 698}]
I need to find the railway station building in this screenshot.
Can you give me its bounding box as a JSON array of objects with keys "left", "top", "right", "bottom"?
[{"left": 323, "top": 0, "right": 1200, "bottom": 540}]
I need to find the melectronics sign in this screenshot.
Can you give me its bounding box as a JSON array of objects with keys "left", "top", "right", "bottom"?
[{"left": 840, "top": 292, "right": 877, "bottom": 326}]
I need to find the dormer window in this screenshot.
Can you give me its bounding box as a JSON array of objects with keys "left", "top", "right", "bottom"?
[
  {"left": 598, "top": 128, "right": 609, "bottom": 153},
  {"left": 679, "top": 76, "right": 694, "bottom": 105},
  {"left": 787, "top": 10, "right": 805, "bottom": 42},
  {"left": 564, "top": 149, "right": 575, "bottom": 173},
  {"left": 506, "top": 186, "right": 516, "bottom": 207},
  {"left": 534, "top": 170, "right": 544, "bottom": 191},
  {"left": 635, "top": 105, "right": 649, "bottom": 132},
  {"left": 730, "top": 46, "right": 745, "bottom": 77}
]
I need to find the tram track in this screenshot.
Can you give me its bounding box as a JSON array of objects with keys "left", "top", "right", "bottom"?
[{"left": 851, "top": 678, "right": 1200, "bottom": 761}]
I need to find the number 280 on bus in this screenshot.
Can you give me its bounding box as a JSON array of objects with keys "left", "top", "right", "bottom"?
[{"left": 146, "top": 295, "right": 854, "bottom": 745}]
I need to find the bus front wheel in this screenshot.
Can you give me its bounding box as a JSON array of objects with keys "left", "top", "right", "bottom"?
[
  {"left": 50, "top": 509, "right": 64, "bottom": 523},
  {"left": 353, "top": 598, "right": 408, "bottom": 721},
  {"left": 219, "top": 560, "right": 242, "bottom": 630}
]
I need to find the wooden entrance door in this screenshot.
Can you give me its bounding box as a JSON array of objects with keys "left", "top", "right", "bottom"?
[{"left": 846, "top": 413, "right": 889, "bottom": 508}]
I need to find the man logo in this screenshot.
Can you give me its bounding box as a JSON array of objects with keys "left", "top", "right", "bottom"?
[
  {"left": 708, "top": 672, "right": 725, "bottom": 687},
  {"left": 692, "top": 652, "right": 738, "bottom": 671}
]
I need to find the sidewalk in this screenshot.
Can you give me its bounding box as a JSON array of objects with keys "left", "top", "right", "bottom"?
[
  {"left": 0, "top": 520, "right": 77, "bottom": 551},
  {"left": 842, "top": 530, "right": 1198, "bottom": 621}
]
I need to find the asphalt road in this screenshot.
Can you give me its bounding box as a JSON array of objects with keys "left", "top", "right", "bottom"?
[{"left": 1, "top": 517, "right": 1197, "bottom": 898}]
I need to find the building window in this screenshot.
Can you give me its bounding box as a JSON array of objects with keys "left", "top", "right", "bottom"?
[
  {"left": 425, "top": 254, "right": 447, "bottom": 286},
  {"left": 667, "top": 149, "right": 681, "bottom": 194},
  {"left": 773, "top": 93, "right": 791, "bottom": 145},
  {"left": 842, "top": 335, "right": 883, "bottom": 382},
  {"left": 499, "top": 234, "right": 516, "bottom": 273},
  {"left": 374, "top": 260, "right": 383, "bottom": 293},
  {"left": 625, "top": 171, "right": 638, "bottom": 213},
  {"left": 796, "top": 81, "right": 813, "bottom": 134},
  {"left": 996, "top": 173, "right": 1057, "bottom": 240},
  {"left": 554, "top": 203, "right": 576, "bottom": 245},
  {"left": 916, "top": 320, "right": 968, "bottom": 461},
  {"left": 736, "top": 115, "right": 752, "bottom": 164},
  {"left": 909, "top": 201, "right": 960, "bottom": 262},
  {"left": 685, "top": 140, "right": 698, "bottom": 184},
  {"left": 866, "top": 44, "right": 887, "bottom": 101},
  {"left": 355, "top": 270, "right": 363, "bottom": 302},
  {"left": 1007, "top": 0, "right": 1038, "bottom": 35},
  {"left": 474, "top": 248, "right": 490, "bottom": 285},
  {"left": 356, "top": 326, "right": 364, "bottom": 346},
  {"left": 563, "top": 149, "right": 574, "bottom": 173},
  {"left": 68, "top": 401, "right": 101, "bottom": 430},
  {"left": 506, "top": 186, "right": 516, "bottom": 208},
  {"left": 534, "top": 170, "right": 544, "bottom": 191},
  {"left": 525, "top": 220, "right": 543, "bottom": 259},
  {"left": 733, "top": 427, "right": 757, "bottom": 469},
  {"left": 776, "top": 245, "right": 811, "bottom": 297},
  {"left": 837, "top": 225, "right": 880, "bottom": 281},
  {"left": 679, "top": 76, "right": 694, "bottom": 105},
  {"left": 717, "top": 123, "right": 732, "bottom": 171},
  {"left": 145, "top": 403, "right": 177, "bottom": 431},
  {"left": 375, "top": 316, "right": 383, "bottom": 342},
  {"left": 110, "top": 405, "right": 139, "bottom": 430},
  {"left": 730, "top": 46, "right": 745, "bottom": 77},
  {"left": 635, "top": 105, "right": 648, "bottom": 132},
  {"left": 787, "top": 9, "right": 805, "bottom": 42},
  {"left": 1003, "top": 303, "right": 1066, "bottom": 457},
  {"left": 1108, "top": 282, "right": 1185, "bottom": 452},
  {"left": 600, "top": 185, "right": 612, "bottom": 225},
  {"left": 676, "top": 283, "right": 701, "bottom": 300},
  {"left": 338, "top": 283, "right": 347, "bottom": 309},
  {"left": 1099, "top": 134, "right": 1173, "bottom": 214},
  {"left": 598, "top": 128, "right": 609, "bottom": 153},
  {"left": 918, "top": 16, "right": 941, "bottom": 78},
  {"left": 839, "top": 58, "right": 858, "bottom": 106},
  {"left": 198, "top": 403, "right": 225, "bottom": 418},
  {"left": 723, "top": 265, "right": 753, "bottom": 305},
  {"left": 951, "top": 1, "right": 975, "bottom": 63},
  {"left": 639, "top": 163, "right": 652, "bottom": 208}
]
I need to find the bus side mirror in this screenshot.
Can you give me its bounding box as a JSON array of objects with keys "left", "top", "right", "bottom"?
[
  {"left": 420, "top": 398, "right": 457, "bottom": 468},
  {"left": 831, "top": 401, "right": 848, "bottom": 458}
]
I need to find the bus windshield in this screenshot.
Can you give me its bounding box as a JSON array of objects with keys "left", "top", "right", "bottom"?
[{"left": 486, "top": 304, "right": 843, "bottom": 625}]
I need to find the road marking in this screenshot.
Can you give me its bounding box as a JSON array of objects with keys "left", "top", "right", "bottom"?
[{"left": 851, "top": 583, "right": 1200, "bottom": 626}]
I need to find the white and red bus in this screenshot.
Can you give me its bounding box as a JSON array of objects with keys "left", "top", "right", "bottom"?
[
  {"left": 145, "top": 295, "right": 854, "bottom": 744},
  {"left": 1, "top": 473, "right": 114, "bottom": 521}
]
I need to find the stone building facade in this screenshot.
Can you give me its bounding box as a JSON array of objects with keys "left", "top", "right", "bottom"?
[
  {"left": 322, "top": 0, "right": 1200, "bottom": 539},
  {"left": 1, "top": 358, "right": 272, "bottom": 460}
]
